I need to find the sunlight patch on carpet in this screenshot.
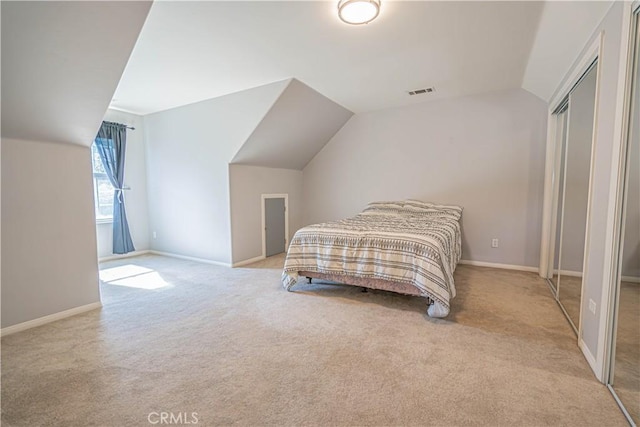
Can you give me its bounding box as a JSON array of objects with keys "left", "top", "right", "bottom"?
[{"left": 100, "top": 265, "right": 172, "bottom": 290}]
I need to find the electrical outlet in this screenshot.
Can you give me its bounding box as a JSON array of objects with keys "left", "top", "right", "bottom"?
[
  {"left": 491, "top": 238, "right": 499, "bottom": 248},
  {"left": 589, "top": 299, "right": 596, "bottom": 314},
  {"left": 152, "top": 231, "right": 157, "bottom": 239}
]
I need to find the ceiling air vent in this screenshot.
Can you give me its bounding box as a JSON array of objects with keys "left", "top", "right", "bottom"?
[{"left": 408, "top": 87, "right": 435, "bottom": 96}]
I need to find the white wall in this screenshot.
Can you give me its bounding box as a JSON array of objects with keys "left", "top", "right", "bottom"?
[
  {"left": 229, "top": 164, "right": 303, "bottom": 263},
  {"left": 303, "top": 88, "right": 548, "bottom": 268},
  {"left": 143, "top": 81, "right": 288, "bottom": 264},
  {"left": 96, "top": 109, "right": 150, "bottom": 258},
  {"left": 548, "top": 1, "right": 626, "bottom": 367},
  {"left": 1, "top": 139, "right": 101, "bottom": 328}
]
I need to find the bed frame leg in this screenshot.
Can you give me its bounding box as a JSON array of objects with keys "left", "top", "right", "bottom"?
[
  {"left": 307, "top": 277, "right": 312, "bottom": 284},
  {"left": 361, "top": 287, "right": 368, "bottom": 293}
]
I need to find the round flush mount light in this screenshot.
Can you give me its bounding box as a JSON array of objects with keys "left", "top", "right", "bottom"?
[{"left": 338, "top": 0, "right": 381, "bottom": 25}]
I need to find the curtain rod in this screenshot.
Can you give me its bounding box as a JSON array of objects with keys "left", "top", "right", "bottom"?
[
  {"left": 102, "top": 120, "right": 136, "bottom": 130},
  {"left": 104, "top": 121, "right": 135, "bottom": 131}
]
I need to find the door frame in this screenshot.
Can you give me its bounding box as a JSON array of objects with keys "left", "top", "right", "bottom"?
[
  {"left": 538, "top": 33, "right": 603, "bottom": 368},
  {"left": 261, "top": 193, "right": 289, "bottom": 258},
  {"left": 605, "top": 1, "right": 640, "bottom": 395},
  {"left": 540, "top": 34, "right": 603, "bottom": 280}
]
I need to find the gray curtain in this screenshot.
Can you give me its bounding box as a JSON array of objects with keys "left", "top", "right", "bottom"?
[{"left": 95, "top": 121, "right": 135, "bottom": 254}]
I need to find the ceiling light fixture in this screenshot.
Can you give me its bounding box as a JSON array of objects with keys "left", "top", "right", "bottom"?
[{"left": 338, "top": 0, "right": 381, "bottom": 25}]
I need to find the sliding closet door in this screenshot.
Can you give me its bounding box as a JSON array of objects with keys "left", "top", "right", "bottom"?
[
  {"left": 550, "top": 108, "right": 569, "bottom": 294},
  {"left": 610, "top": 10, "right": 640, "bottom": 423},
  {"left": 556, "top": 65, "right": 598, "bottom": 331}
]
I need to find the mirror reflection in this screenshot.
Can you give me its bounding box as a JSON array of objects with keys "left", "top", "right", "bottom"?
[
  {"left": 558, "top": 65, "right": 597, "bottom": 329},
  {"left": 549, "top": 64, "right": 598, "bottom": 333}
]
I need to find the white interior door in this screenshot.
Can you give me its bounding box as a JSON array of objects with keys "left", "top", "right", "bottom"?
[{"left": 264, "top": 197, "right": 286, "bottom": 257}]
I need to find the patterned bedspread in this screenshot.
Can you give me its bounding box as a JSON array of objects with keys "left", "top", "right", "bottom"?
[{"left": 282, "top": 202, "right": 462, "bottom": 317}]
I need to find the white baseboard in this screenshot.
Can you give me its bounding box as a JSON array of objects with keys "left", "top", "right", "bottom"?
[
  {"left": 621, "top": 275, "right": 640, "bottom": 284},
  {"left": 1, "top": 302, "right": 102, "bottom": 337},
  {"left": 98, "top": 250, "right": 150, "bottom": 263},
  {"left": 458, "top": 259, "right": 538, "bottom": 273},
  {"left": 232, "top": 255, "right": 266, "bottom": 268},
  {"left": 148, "top": 250, "right": 231, "bottom": 267},
  {"left": 579, "top": 338, "right": 601, "bottom": 381}
]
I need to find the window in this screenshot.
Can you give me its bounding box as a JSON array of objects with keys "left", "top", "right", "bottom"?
[{"left": 91, "top": 143, "right": 114, "bottom": 222}]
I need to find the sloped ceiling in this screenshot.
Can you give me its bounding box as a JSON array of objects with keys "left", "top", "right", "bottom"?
[
  {"left": 1, "top": 1, "right": 152, "bottom": 146},
  {"left": 522, "top": 1, "right": 613, "bottom": 101},
  {"left": 112, "top": 1, "right": 544, "bottom": 115},
  {"left": 2, "top": 0, "right": 614, "bottom": 154},
  {"left": 230, "top": 79, "right": 353, "bottom": 170}
]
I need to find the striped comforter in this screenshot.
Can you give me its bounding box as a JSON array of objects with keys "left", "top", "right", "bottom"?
[{"left": 282, "top": 201, "right": 462, "bottom": 317}]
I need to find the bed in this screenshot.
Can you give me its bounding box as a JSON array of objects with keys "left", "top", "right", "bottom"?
[{"left": 281, "top": 200, "right": 462, "bottom": 317}]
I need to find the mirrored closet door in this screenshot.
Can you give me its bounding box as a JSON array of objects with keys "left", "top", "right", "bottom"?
[
  {"left": 547, "top": 63, "right": 598, "bottom": 334},
  {"left": 609, "top": 8, "right": 640, "bottom": 425},
  {"left": 549, "top": 107, "right": 568, "bottom": 295}
]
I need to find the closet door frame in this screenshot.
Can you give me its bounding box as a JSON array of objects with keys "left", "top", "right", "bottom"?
[
  {"left": 600, "top": 1, "right": 639, "bottom": 385},
  {"left": 540, "top": 35, "right": 603, "bottom": 283},
  {"left": 539, "top": 34, "right": 603, "bottom": 343},
  {"left": 604, "top": 5, "right": 640, "bottom": 422}
]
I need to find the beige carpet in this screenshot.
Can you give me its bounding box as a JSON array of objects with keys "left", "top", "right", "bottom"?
[{"left": 1, "top": 254, "right": 628, "bottom": 426}]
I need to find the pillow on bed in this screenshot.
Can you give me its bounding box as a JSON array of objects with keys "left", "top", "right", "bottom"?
[
  {"left": 361, "top": 201, "right": 405, "bottom": 216},
  {"left": 367, "top": 201, "right": 404, "bottom": 209},
  {"left": 401, "top": 206, "right": 462, "bottom": 221},
  {"left": 404, "top": 199, "right": 463, "bottom": 212},
  {"left": 403, "top": 199, "right": 463, "bottom": 220}
]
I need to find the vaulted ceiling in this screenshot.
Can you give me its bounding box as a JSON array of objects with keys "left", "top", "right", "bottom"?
[
  {"left": 2, "top": 1, "right": 614, "bottom": 150},
  {"left": 523, "top": 1, "right": 614, "bottom": 101},
  {"left": 231, "top": 79, "right": 353, "bottom": 169},
  {"left": 1, "top": 1, "right": 152, "bottom": 146},
  {"left": 113, "top": 1, "right": 546, "bottom": 115},
  {"left": 111, "top": 1, "right": 613, "bottom": 116}
]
